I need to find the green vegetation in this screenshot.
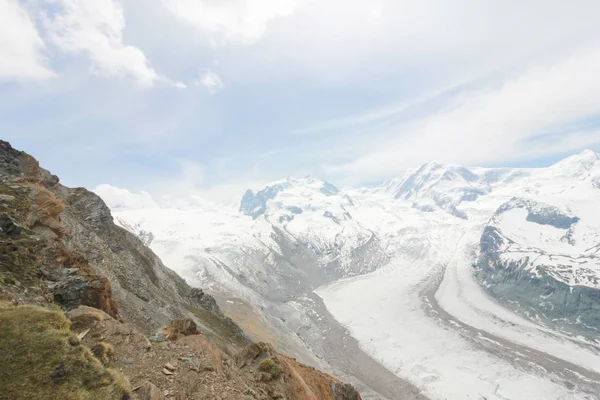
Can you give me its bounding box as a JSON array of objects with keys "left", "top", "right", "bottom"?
[
  {"left": 258, "top": 357, "right": 283, "bottom": 381},
  {"left": 0, "top": 181, "right": 40, "bottom": 286},
  {"left": 0, "top": 182, "right": 33, "bottom": 225},
  {"left": 91, "top": 342, "right": 114, "bottom": 364},
  {"left": 0, "top": 302, "right": 131, "bottom": 400},
  {"left": 0, "top": 236, "right": 42, "bottom": 286}
]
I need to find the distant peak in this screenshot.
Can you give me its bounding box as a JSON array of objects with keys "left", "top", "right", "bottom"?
[
  {"left": 424, "top": 160, "right": 444, "bottom": 168},
  {"left": 567, "top": 149, "right": 599, "bottom": 160},
  {"left": 578, "top": 149, "right": 600, "bottom": 159},
  {"left": 552, "top": 149, "right": 599, "bottom": 172},
  {"left": 239, "top": 176, "right": 343, "bottom": 218}
]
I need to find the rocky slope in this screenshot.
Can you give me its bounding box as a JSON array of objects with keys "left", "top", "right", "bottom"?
[{"left": 0, "top": 140, "right": 361, "bottom": 400}]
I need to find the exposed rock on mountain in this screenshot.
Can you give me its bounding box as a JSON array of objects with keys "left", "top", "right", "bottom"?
[
  {"left": 63, "top": 305, "right": 362, "bottom": 400},
  {"left": 0, "top": 140, "right": 241, "bottom": 336},
  {"left": 0, "top": 140, "right": 362, "bottom": 400},
  {"left": 475, "top": 196, "right": 600, "bottom": 338}
]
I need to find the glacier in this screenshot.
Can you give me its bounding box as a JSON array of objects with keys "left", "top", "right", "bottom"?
[{"left": 106, "top": 150, "right": 600, "bottom": 400}]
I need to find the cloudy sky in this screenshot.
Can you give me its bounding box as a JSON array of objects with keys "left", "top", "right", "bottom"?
[{"left": 2, "top": 0, "right": 600, "bottom": 206}]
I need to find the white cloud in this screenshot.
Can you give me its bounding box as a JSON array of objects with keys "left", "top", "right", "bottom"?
[
  {"left": 96, "top": 159, "right": 262, "bottom": 208},
  {"left": 94, "top": 184, "right": 157, "bottom": 210},
  {"left": 203, "top": 0, "right": 600, "bottom": 88},
  {"left": 0, "top": 0, "right": 55, "bottom": 81},
  {"left": 196, "top": 70, "right": 224, "bottom": 94},
  {"left": 161, "top": 0, "right": 308, "bottom": 45},
  {"left": 44, "top": 0, "right": 159, "bottom": 86},
  {"left": 325, "top": 45, "right": 600, "bottom": 183},
  {"left": 370, "top": 5, "right": 383, "bottom": 21}
]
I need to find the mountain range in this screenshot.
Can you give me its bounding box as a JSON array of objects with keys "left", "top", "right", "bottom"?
[{"left": 111, "top": 149, "right": 600, "bottom": 399}]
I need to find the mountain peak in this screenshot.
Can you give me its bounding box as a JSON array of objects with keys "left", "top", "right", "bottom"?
[
  {"left": 550, "top": 149, "right": 599, "bottom": 177},
  {"left": 578, "top": 148, "right": 599, "bottom": 158},
  {"left": 240, "top": 176, "right": 343, "bottom": 218}
]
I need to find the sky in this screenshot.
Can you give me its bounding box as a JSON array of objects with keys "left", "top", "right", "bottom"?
[{"left": 2, "top": 0, "right": 600, "bottom": 206}]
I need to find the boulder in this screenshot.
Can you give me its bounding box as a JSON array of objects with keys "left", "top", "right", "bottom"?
[
  {"left": 0, "top": 215, "right": 26, "bottom": 236},
  {"left": 137, "top": 381, "right": 165, "bottom": 400},
  {"left": 166, "top": 318, "right": 198, "bottom": 340}
]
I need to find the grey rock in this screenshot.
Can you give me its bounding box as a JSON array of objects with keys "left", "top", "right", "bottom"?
[
  {"left": 497, "top": 197, "right": 580, "bottom": 229},
  {"left": 0, "top": 215, "right": 26, "bottom": 236},
  {"left": 475, "top": 198, "right": 598, "bottom": 338}
]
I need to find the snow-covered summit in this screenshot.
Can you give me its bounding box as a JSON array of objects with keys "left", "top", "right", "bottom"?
[
  {"left": 240, "top": 176, "right": 351, "bottom": 220},
  {"left": 379, "top": 162, "right": 517, "bottom": 218},
  {"left": 239, "top": 176, "right": 382, "bottom": 270},
  {"left": 376, "top": 150, "right": 600, "bottom": 219},
  {"left": 108, "top": 149, "right": 600, "bottom": 339}
]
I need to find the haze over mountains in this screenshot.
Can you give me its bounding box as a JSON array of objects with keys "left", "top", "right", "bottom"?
[{"left": 103, "top": 150, "right": 600, "bottom": 400}]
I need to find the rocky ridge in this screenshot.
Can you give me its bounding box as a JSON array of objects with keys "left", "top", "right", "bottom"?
[{"left": 0, "top": 140, "right": 362, "bottom": 400}]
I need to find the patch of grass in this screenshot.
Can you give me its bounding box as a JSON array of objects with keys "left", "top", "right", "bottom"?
[
  {"left": 0, "top": 182, "right": 33, "bottom": 225},
  {"left": 0, "top": 236, "right": 42, "bottom": 286},
  {"left": 91, "top": 342, "right": 114, "bottom": 364},
  {"left": 0, "top": 302, "right": 131, "bottom": 400},
  {"left": 258, "top": 357, "right": 283, "bottom": 381},
  {"left": 68, "top": 307, "right": 107, "bottom": 333}
]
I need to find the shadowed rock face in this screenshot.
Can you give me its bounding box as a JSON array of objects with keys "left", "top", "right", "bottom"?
[
  {"left": 496, "top": 197, "right": 580, "bottom": 229},
  {"left": 0, "top": 142, "right": 244, "bottom": 340},
  {"left": 475, "top": 198, "right": 600, "bottom": 338},
  {"left": 475, "top": 243, "right": 600, "bottom": 338},
  {"left": 0, "top": 139, "right": 243, "bottom": 336},
  {"left": 240, "top": 184, "right": 287, "bottom": 219}
]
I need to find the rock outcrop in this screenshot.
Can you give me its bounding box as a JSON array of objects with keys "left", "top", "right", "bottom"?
[
  {"left": 0, "top": 140, "right": 362, "bottom": 400},
  {"left": 474, "top": 197, "right": 600, "bottom": 338},
  {"left": 0, "top": 140, "right": 244, "bottom": 337}
]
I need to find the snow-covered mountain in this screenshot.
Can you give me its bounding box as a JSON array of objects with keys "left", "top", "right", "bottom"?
[
  {"left": 114, "top": 176, "right": 388, "bottom": 304},
  {"left": 474, "top": 151, "right": 600, "bottom": 337},
  {"left": 111, "top": 151, "right": 600, "bottom": 335},
  {"left": 106, "top": 149, "right": 600, "bottom": 400},
  {"left": 379, "top": 161, "right": 527, "bottom": 218}
]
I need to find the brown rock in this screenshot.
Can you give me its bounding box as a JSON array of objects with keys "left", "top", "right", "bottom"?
[
  {"left": 235, "top": 342, "right": 276, "bottom": 368},
  {"left": 165, "top": 318, "right": 198, "bottom": 340},
  {"left": 82, "top": 276, "right": 119, "bottom": 319},
  {"left": 137, "top": 381, "right": 166, "bottom": 400},
  {"left": 66, "top": 305, "right": 109, "bottom": 332},
  {"left": 135, "top": 332, "right": 152, "bottom": 350},
  {"left": 164, "top": 362, "right": 176, "bottom": 372}
]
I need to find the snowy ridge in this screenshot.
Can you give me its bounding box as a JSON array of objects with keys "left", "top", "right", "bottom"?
[
  {"left": 379, "top": 161, "right": 528, "bottom": 219},
  {"left": 240, "top": 176, "right": 382, "bottom": 271},
  {"left": 483, "top": 197, "right": 599, "bottom": 288},
  {"left": 113, "top": 176, "right": 389, "bottom": 303},
  {"left": 107, "top": 149, "right": 600, "bottom": 400}
]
